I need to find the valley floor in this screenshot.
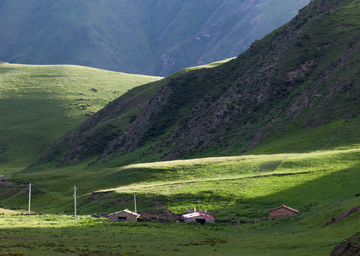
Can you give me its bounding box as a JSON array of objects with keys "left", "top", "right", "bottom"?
[
  {"left": 0, "top": 211, "right": 358, "bottom": 256},
  {"left": 1, "top": 149, "right": 360, "bottom": 255}
]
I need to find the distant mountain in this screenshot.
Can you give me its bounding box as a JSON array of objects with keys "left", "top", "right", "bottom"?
[
  {"left": 0, "top": 0, "right": 310, "bottom": 76},
  {"left": 29, "top": 0, "right": 360, "bottom": 170}
]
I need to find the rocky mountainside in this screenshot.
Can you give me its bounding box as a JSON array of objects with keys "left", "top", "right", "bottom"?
[
  {"left": 0, "top": 0, "right": 310, "bottom": 76},
  {"left": 29, "top": 0, "right": 360, "bottom": 169}
]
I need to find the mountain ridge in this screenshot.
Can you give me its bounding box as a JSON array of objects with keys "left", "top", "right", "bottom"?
[{"left": 0, "top": 0, "right": 310, "bottom": 76}]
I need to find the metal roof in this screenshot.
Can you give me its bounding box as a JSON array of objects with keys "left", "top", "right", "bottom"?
[
  {"left": 268, "top": 204, "right": 299, "bottom": 213},
  {"left": 108, "top": 209, "right": 140, "bottom": 217},
  {"left": 182, "top": 212, "right": 215, "bottom": 220}
]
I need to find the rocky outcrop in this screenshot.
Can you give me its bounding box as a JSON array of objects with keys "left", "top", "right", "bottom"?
[
  {"left": 324, "top": 207, "right": 360, "bottom": 227},
  {"left": 329, "top": 232, "right": 360, "bottom": 256}
]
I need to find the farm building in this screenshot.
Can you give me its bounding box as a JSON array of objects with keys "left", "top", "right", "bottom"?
[
  {"left": 182, "top": 212, "right": 215, "bottom": 224},
  {"left": 108, "top": 209, "right": 140, "bottom": 222},
  {"left": 268, "top": 204, "right": 299, "bottom": 220}
]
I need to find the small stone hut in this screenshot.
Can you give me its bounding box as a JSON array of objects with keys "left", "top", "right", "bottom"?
[
  {"left": 268, "top": 204, "right": 299, "bottom": 220},
  {"left": 108, "top": 209, "right": 140, "bottom": 222},
  {"left": 182, "top": 212, "right": 215, "bottom": 224}
]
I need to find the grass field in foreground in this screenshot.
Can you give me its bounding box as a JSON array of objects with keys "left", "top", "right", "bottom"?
[
  {"left": 0, "top": 149, "right": 360, "bottom": 255},
  {"left": 0, "top": 63, "right": 162, "bottom": 173},
  {"left": 1, "top": 149, "right": 360, "bottom": 254},
  {"left": 0, "top": 197, "right": 359, "bottom": 256}
]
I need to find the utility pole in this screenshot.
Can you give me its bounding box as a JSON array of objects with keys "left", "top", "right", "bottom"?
[
  {"left": 28, "top": 183, "right": 31, "bottom": 215},
  {"left": 73, "top": 186, "right": 77, "bottom": 221},
  {"left": 134, "top": 194, "right": 137, "bottom": 213}
]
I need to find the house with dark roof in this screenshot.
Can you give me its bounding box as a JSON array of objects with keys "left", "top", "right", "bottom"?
[
  {"left": 108, "top": 209, "right": 140, "bottom": 222},
  {"left": 268, "top": 204, "right": 299, "bottom": 220}
]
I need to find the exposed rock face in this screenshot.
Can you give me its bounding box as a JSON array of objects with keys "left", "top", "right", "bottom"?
[
  {"left": 324, "top": 207, "right": 360, "bottom": 227},
  {"left": 29, "top": 0, "right": 360, "bottom": 168},
  {"left": 329, "top": 232, "right": 360, "bottom": 256}
]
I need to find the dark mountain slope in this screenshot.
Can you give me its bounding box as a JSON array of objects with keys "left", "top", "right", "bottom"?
[
  {"left": 28, "top": 60, "right": 231, "bottom": 168},
  {"left": 142, "top": 0, "right": 312, "bottom": 76},
  {"left": 0, "top": 0, "right": 310, "bottom": 76},
  {"left": 0, "top": 0, "right": 150, "bottom": 74},
  {"left": 29, "top": 0, "right": 360, "bottom": 169}
]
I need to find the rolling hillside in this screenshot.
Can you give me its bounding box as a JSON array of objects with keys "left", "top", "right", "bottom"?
[
  {"left": 1, "top": 2, "right": 360, "bottom": 254},
  {"left": 0, "top": 63, "right": 161, "bottom": 172},
  {"left": 1, "top": 149, "right": 360, "bottom": 255},
  {"left": 31, "top": 0, "right": 360, "bottom": 170},
  {"left": 0, "top": 0, "right": 310, "bottom": 76}
]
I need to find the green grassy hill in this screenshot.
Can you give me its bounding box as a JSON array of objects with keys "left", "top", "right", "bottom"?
[
  {"left": 1, "top": 149, "right": 360, "bottom": 255},
  {"left": 25, "top": 59, "right": 234, "bottom": 171},
  {"left": 1, "top": 0, "right": 360, "bottom": 254},
  {"left": 0, "top": 63, "right": 161, "bottom": 173},
  {"left": 0, "top": 0, "right": 310, "bottom": 76},
  {"left": 6, "top": 148, "right": 360, "bottom": 217},
  {"left": 32, "top": 0, "right": 360, "bottom": 171}
]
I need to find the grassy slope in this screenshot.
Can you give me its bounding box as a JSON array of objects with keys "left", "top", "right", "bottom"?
[
  {"left": 0, "top": 63, "right": 161, "bottom": 173},
  {"left": 102, "top": 0, "right": 360, "bottom": 165},
  {"left": 2, "top": 90, "right": 360, "bottom": 255},
  {"left": 0, "top": 208, "right": 22, "bottom": 215},
  {"left": 6, "top": 149, "right": 360, "bottom": 216},
  {"left": 2, "top": 1, "right": 360, "bottom": 254},
  {"left": 24, "top": 58, "right": 234, "bottom": 171},
  {"left": 192, "top": 0, "right": 360, "bottom": 158},
  {"left": 1, "top": 149, "right": 360, "bottom": 255}
]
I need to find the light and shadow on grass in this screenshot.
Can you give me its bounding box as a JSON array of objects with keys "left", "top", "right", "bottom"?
[
  {"left": 1, "top": 150, "right": 360, "bottom": 255},
  {"left": 4, "top": 149, "right": 360, "bottom": 215},
  {"left": 0, "top": 63, "right": 162, "bottom": 172}
]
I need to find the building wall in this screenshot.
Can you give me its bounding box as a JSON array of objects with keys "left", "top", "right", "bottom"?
[
  {"left": 184, "top": 216, "right": 215, "bottom": 224},
  {"left": 269, "top": 208, "right": 297, "bottom": 220},
  {"left": 108, "top": 212, "right": 138, "bottom": 222}
]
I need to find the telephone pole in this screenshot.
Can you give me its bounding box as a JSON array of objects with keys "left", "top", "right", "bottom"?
[
  {"left": 73, "top": 186, "right": 77, "bottom": 221},
  {"left": 134, "top": 194, "right": 137, "bottom": 213},
  {"left": 28, "top": 183, "right": 31, "bottom": 215}
]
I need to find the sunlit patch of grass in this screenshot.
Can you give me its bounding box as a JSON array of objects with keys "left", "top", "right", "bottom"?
[
  {"left": 0, "top": 63, "right": 162, "bottom": 173},
  {"left": 0, "top": 208, "right": 24, "bottom": 216},
  {"left": 3, "top": 148, "right": 359, "bottom": 222},
  {"left": 1, "top": 148, "right": 360, "bottom": 255}
]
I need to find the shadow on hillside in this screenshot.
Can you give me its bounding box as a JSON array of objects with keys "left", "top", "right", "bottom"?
[{"left": 86, "top": 162, "right": 360, "bottom": 219}]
